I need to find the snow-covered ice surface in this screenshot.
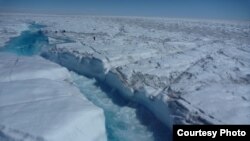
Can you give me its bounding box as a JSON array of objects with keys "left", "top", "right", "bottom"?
[
  {"left": 0, "top": 53, "right": 107, "bottom": 141},
  {"left": 0, "top": 13, "right": 250, "bottom": 140}
]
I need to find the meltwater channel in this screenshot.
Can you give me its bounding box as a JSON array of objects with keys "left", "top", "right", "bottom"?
[{"left": 0, "top": 24, "right": 171, "bottom": 141}]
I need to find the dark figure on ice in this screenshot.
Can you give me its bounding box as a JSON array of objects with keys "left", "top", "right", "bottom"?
[{"left": 93, "top": 36, "right": 96, "bottom": 41}]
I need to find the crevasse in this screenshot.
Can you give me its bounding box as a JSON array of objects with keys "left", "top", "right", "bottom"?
[{"left": 1, "top": 24, "right": 171, "bottom": 141}]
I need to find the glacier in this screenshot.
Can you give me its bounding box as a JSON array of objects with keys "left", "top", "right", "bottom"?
[{"left": 0, "top": 13, "right": 250, "bottom": 141}]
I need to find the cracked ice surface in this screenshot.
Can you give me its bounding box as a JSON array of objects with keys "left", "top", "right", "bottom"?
[
  {"left": 36, "top": 15, "right": 250, "bottom": 125},
  {"left": 1, "top": 14, "right": 250, "bottom": 127},
  {"left": 0, "top": 53, "right": 107, "bottom": 141}
]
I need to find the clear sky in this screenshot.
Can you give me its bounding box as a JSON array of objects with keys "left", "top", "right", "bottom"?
[{"left": 1, "top": 0, "right": 250, "bottom": 20}]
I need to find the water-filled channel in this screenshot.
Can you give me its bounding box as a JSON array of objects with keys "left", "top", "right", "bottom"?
[{"left": 0, "top": 24, "right": 171, "bottom": 141}]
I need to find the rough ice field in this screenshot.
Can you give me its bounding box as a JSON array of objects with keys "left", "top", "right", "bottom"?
[
  {"left": 0, "top": 13, "right": 250, "bottom": 141},
  {"left": 31, "top": 14, "right": 250, "bottom": 125}
]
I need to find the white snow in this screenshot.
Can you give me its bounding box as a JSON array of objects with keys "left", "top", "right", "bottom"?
[{"left": 0, "top": 53, "right": 107, "bottom": 141}]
